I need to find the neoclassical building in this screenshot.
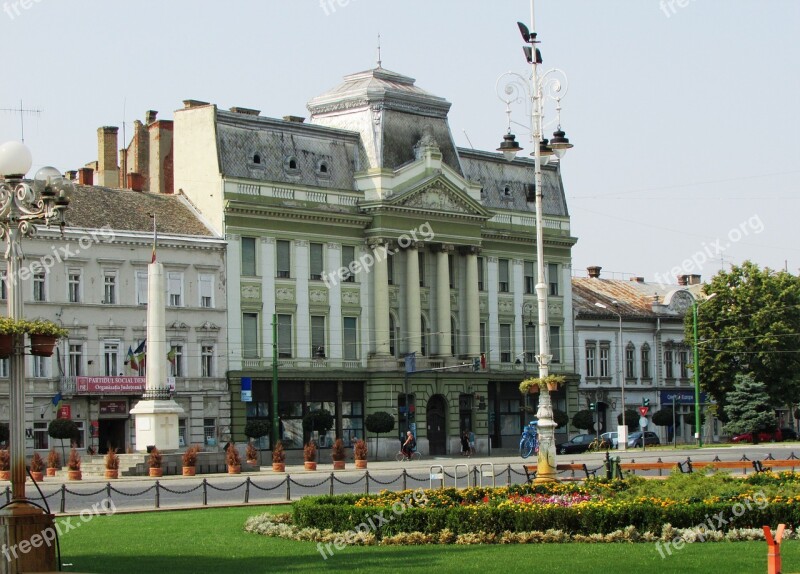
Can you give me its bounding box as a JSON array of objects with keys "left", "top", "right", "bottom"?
[{"left": 173, "top": 66, "right": 578, "bottom": 455}]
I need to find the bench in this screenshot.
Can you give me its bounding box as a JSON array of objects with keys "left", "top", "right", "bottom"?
[
  {"left": 753, "top": 460, "right": 800, "bottom": 473},
  {"left": 619, "top": 461, "right": 686, "bottom": 476},
  {"left": 524, "top": 463, "right": 598, "bottom": 482},
  {"left": 686, "top": 460, "right": 755, "bottom": 474}
]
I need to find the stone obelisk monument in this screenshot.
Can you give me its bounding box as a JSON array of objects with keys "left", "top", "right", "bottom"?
[{"left": 130, "top": 261, "right": 184, "bottom": 451}]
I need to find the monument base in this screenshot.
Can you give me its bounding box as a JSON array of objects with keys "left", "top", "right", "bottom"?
[
  {"left": 130, "top": 399, "right": 184, "bottom": 452},
  {"left": 0, "top": 501, "right": 56, "bottom": 574}
]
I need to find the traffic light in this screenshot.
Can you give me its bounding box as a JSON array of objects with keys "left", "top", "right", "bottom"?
[
  {"left": 643, "top": 398, "right": 650, "bottom": 407},
  {"left": 589, "top": 402, "right": 596, "bottom": 411},
  {"left": 472, "top": 358, "right": 480, "bottom": 372}
]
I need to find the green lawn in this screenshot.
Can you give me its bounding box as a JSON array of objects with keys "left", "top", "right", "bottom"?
[{"left": 58, "top": 505, "right": 797, "bottom": 574}]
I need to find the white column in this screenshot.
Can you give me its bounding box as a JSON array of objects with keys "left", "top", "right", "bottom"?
[
  {"left": 261, "top": 237, "right": 276, "bottom": 353},
  {"left": 295, "top": 240, "right": 310, "bottom": 359},
  {"left": 372, "top": 240, "right": 391, "bottom": 356},
  {"left": 226, "top": 235, "right": 242, "bottom": 371},
  {"left": 435, "top": 246, "right": 451, "bottom": 357},
  {"left": 145, "top": 263, "right": 167, "bottom": 392},
  {"left": 405, "top": 245, "right": 421, "bottom": 356},
  {"left": 464, "top": 249, "right": 480, "bottom": 358},
  {"left": 486, "top": 256, "right": 499, "bottom": 363}
]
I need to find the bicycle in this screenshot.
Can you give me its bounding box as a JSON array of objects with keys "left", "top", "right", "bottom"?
[
  {"left": 587, "top": 437, "right": 611, "bottom": 452},
  {"left": 395, "top": 449, "right": 422, "bottom": 462},
  {"left": 519, "top": 421, "right": 539, "bottom": 459}
]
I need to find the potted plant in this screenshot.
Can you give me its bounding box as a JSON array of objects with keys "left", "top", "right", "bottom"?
[
  {"left": 519, "top": 378, "right": 540, "bottom": 395},
  {"left": 331, "top": 437, "right": 346, "bottom": 470},
  {"left": 353, "top": 439, "right": 367, "bottom": 469},
  {"left": 271, "top": 440, "right": 285, "bottom": 472},
  {"left": 0, "top": 317, "right": 24, "bottom": 358},
  {"left": 0, "top": 449, "right": 9, "bottom": 480},
  {"left": 519, "top": 374, "right": 566, "bottom": 394},
  {"left": 46, "top": 448, "right": 60, "bottom": 477},
  {"left": 182, "top": 445, "right": 199, "bottom": 476},
  {"left": 104, "top": 447, "right": 120, "bottom": 479},
  {"left": 23, "top": 320, "right": 69, "bottom": 357},
  {"left": 29, "top": 452, "right": 45, "bottom": 482},
  {"left": 245, "top": 442, "right": 258, "bottom": 465},
  {"left": 67, "top": 448, "right": 81, "bottom": 480},
  {"left": 303, "top": 441, "right": 317, "bottom": 471},
  {"left": 148, "top": 447, "right": 163, "bottom": 478},
  {"left": 226, "top": 443, "right": 241, "bottom": 474}
]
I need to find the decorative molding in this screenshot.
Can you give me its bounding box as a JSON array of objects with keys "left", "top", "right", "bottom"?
[
  {"left": 261, "top": 237, "right": 275, "bottom": 245},
  {"left": 309, "top": 289, "right": 328, "bottom": 304},
  {"left": 294, "top": 239, "right": 309, "bottom": 248},
  {"left": 498, "top": 298, "right": 515, "bottom": 315},
  {"left": 487, "top": 256, "right": 498, "bottom": 264},
  {"left": 399, "top": 185, "right": 471, "bottom": 214},
  {"left": 342, "top": 289, "right": 360, "bottom": 306},
  {"left": 241, "top": 284, "right": 262, "bottom": 300},
  {"left": 327, "top": 243, "right": 342, "bottom": 251},
  {"left": 276, "top": 287, "right": 295, "bottom": 303}
]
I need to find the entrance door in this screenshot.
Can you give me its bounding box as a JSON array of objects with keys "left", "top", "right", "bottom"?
[
  {"left": 426, "top": 395, "right": 447, "bottom": 455},
  {"left": 98, "top": 419, "right": 127, "bottom": 454}
]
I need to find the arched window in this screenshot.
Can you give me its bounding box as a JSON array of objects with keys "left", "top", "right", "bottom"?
[
  {"left": 640, "top": 343, "right": 651, "bottom": 379},
  {"left": 253, "top": 153, "right": 261, "bottom": 164}
]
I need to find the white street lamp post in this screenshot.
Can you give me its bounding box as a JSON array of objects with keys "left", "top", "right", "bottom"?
[
  {"left": 497, "top": 0, "right": 574, "bottom": 483},
  {"left": 595, "top": 301, "right": 627, "bottom": 451}
]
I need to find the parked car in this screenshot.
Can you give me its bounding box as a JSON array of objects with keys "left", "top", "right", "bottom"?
[
  {"left": 600, "top": 431, "right": 619, "bottom": 449},
  {"left": 731, "top": 429, "right": 783, "bottom": 443},
  {"left": 556, "top": 434, "right": 596, "bottom": 455},
  {"left": 780, "top": 428, "right": 798, "bottom": 441},
  {"left": 627, "top": 431, "right": 660, "bottom": 448}
]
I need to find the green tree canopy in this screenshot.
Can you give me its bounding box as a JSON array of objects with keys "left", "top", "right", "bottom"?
[
  {"left": 302, "top": 410, "right": 334, "bottom": 435},
  {"left": 689, "top": 261, "right": 800, "bottom": 416},
  {"left": 618, "top": 409, "right": 640, "bottom": 432},
  {"left": 364, "top": 412, "right": 395, "bottom": 435},
  {"left": 552, "top": 409, "right": 569, "bottom": 430},
  {"left": 244, "top": 420, "right": 270, "bottom": 440},
  {"left": 723, "top": 374, "right": 777, "bottom": 440},
  {"left": 572, "top": 410, "right": 595, "bottom": 432},
  {"left": 652, "top": 408, "right": 675, "bottom": 427}
]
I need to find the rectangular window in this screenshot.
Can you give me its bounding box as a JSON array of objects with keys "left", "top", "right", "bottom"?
[
  {"left": 641, "top": 346, "right": 651, "bottom": 378},
  {"left": 477, "top": 257, "right": 485, "bottom": 291},
  {"left": 68, "top": 269, "right": 81, "bottom": 303},
  {"left": 178, "top": 419, "right": 187, "bottom": 448},
  {"left": 72, "top": 421, "right": 85, "bottom": 449},
  {"left": 342, "top": 246, "right": 355, "bottom": 283},
  {"left": 311, "top": 316, "right": 326, "bottom": 358},
  {"left": 387, "top": 254, "right": 394, "bottom": 285},
  {"left": 548, "top": 263, "right": 559, "bottom": 296},
  {"left": 417, "top": 251, "right": 425, "bottom": 287},
  {"left": 104, "top": 341, "right": 119, "bottom": 376},
  {"left": 242, "top": 313, "right": 259, "bottom": 358},
  {"left": 626, "top": 346, "right": 636, "bottom": 379},
  {"left": 168, "top": 272, "right": 183, "bottom": 307},
  {"left": 550, "top": 326, "right": 561, "bottom": 364},
  {"left": 204, "top": 418, "right": 217, "bottom": 446},
  {"left": 135, "top": 270, "right": 148, "bottom": 305},
  {"left": 32, "top": 355, "right": 47, "bottom": 378},
  {"left": 479, "top": 322, "right": 487, "bottom": 355},
  {"left": 599, "top": 346, "right": 610, "bottom": 377},
  {"left": 343, "top": 317, "right": 358, "bottom": 360},
  {"left": 33, "top": 421, "right": 48, "bottom": 450},
  {"left": 448, "top": 254, "right": 455, "bottom": 289},
  {"left": 277, "top": 314, "right": 293, "bottom": 358},
  {"left": 0, "top": 269, "right": 6, "bottom": 300},
  {"left": 33, "top": 272, "right": 46, "bottom": 302},
  {"left": 276, "top": 240, "right": 291, "bottom": 278},
  {"left": 525, "top": 323, "right": 536, "bottom": 365},
  {"left": 499, "top": 324, "right": 511, "bottom": 363},
  {"left": 665, "top": 350, "right": 674, "bottom": 379},
  {"left": 524, "top": 261, "right": 535, "bottom": 294},
  {"left": 310, "top": 243, "right": 323, "bottom": 281},
  {"left": 498, "top": 259, "right": 509, "bottom": 293},
  {"left": 169, "top": 344, "right": 184, "bottom": 377},
  {"left": 201, "top": 345, "right": 214, "bottom": 377},
  {"left": 199, "top": 274, "right": 214, "bottom": 308},
  {"left": 103, "top": 271, "right": 116, "bottom": 304},
  {"left": 241, "top": 237, "right": 257, "bottom": 276},
  {"left": 69, "top": 343, "right": 83, "bottom": 377},
  {"left": 0, "top": 358, "right": 8, "bottom": 378},
  {"left": 586, "top": 344, "right": 596, "bottom": 378},
  {"left": 678, "top": 350, "right": 688, "bottom": 379}
]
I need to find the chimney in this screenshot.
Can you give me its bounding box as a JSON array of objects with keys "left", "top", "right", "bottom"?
[
  {"left": 688, "top": 274, "right": 702, "bottom": 285},
  {"left": 97, "top": 126, "right": 119, "bottom": 187},
  {"left": 629, "top": 276, "right": 645, "bottom": 283},
  {"left": 78, "top": 167, "right": 93, "bottom": 185},
  {"left": 283, "top": 115, "right": 305, "bottom": 123},
  {"left": 230, "top": 106, "right": 261, "bottom": 116},
  {"left": 145, "top": 110, "right": 158, "bottom": 125},
  {"left": 149, "top": 119, "right": 174, "bottom": 194},
  {"left": 677, "top": 275, "right": 689, "bottom": 286},
  {"left": 587, "top": 266, "right": 602, "bottom": 279},
  {"left": 65, "top": 170, "right": 77, "bottom": 181},
  {"left": 127, "top": 173, "right": 145, "bottom": 192},
  {"left": 183, "top": 100, "right": 210, "bottom": 109}
]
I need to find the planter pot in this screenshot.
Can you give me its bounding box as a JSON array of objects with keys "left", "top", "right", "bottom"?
[
  {"left": 104, "top": 469, "right": 118, "bottom": 479},
  {"left": 528, "top": 386, "right": 540, "bottom": 395},
  {"left": 0, "top": 334, "right": 12, "bottom": 358},
  {"left": 30, "top": 334, "right": 58, "bottom": 357},
  {"left": 149, "top": 467, "right": 163, "bottom": 478},
  {"left": 246, "top": 459, "right": 258, "bottom": 466},
  {"left": 46, "top": 468, "right": 57, "bottom": 477},
  {"left": 332, "top": 460, "right": 345, "bottom": 470},
  {"left": 227, "top": 464, "right": 241, "bottom": 474},
  {"left": 271, "top": 463, "right": 285, "bottom": 473},
  {"left": 304, "top": 461, "right": 317, "bottom": 471},
  {"left": 29, "top": 471, "right": 44, "bottom": 482},
  {"left": 546, "top": 383, "right": 559, "bottom": 391},
  {"left": 182, "top": 466, "right": 196, "bottom": 477},
  {"left": 67, "top": 470, "right": 82, "bottom": 481},
  {"left": 355, "top": 459, "right": 367, "bottom": 469},
  {"left": 0, "top": 471, "right": 9, "bottom": 481}
]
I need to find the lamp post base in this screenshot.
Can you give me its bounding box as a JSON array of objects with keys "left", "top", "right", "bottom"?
[{"left": 0, "top": 501, "right": 57, "bottom": 574}]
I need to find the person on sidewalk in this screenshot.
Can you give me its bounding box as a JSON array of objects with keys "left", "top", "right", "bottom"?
[
  {"left": 401, "top": 431, "right": 415, "bottom": 460},
  {"left": 460, "top": 432, "right": 470, "bottom": 456},
  {"left": 468, "top": 430, "right": 476, "bottom": 456}
]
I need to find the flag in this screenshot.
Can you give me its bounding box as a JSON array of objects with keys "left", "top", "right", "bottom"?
[
  {"left": 51, "top": 392, "right": 62, "bottom": 407},
  {"left": 151, "top": 214, "right": 158, "bottom": 263},
  {"left": 167, "top": 347, "right": 176, "bottom": 365},
  {"left": 134, "top": 340, "right": 146, "bottom": 370},
  {"left": 126, "top": 346, "right": 139, "bottom": 371}
]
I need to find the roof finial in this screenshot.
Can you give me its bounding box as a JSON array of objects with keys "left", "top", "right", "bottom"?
[{"left": 377, "top": 33, "right": 382, "bottom": 68}]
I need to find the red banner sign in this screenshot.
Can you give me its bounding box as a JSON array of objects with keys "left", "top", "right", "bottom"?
[
  {"left": 57, "top": 405, "right": 71, "bottom": 419},
  {"left": 73, "top": 377, "right": 175, "bottom": 395}
]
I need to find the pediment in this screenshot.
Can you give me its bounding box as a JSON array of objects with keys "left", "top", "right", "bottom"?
[{"left": 390, "top": 179, "right": 488, "bottom": 218}]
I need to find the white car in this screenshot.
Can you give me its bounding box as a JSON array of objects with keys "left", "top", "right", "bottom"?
[{"left": 600, "top": 432, "right": 619, "bottom": 449}]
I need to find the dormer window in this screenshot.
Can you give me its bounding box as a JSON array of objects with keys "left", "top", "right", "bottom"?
[
  {"left": 253, "top": 153, "right": 261, "bottom": 164},
  {"left": 284, "top": 156, "right": 299, "bottom": 173},
  {"left": 503, "top": 185, "right": 512, "bottom": 197},
  {"left": 289, "top": 159, "right": 297, "bottom": 169},
  {"left": 319, "top": 163, "right": 328, "bottom": 173},
  {"left": 316, "top": 160, "right": 330, "bottom": 177}
]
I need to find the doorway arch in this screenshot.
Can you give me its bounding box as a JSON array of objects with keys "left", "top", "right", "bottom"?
[{"left": 426, "top": 394, "right": 447, "bottom": 455}]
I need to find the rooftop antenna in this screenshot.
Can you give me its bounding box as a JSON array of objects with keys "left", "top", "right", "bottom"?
[
  {"left": 377, "top": 33, "right": 382, "bottom": 68},
  {"left": 462, "top": 130, "right": 475, "bottom": 150},
  {"left": 0, "top": 100, "right": 42, "bottom": 142}
]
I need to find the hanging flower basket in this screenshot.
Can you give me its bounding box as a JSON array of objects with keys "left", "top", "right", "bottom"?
[
  {"left": 30, "top": 334, "right": 58, "bottom": 357},
  {"left": 0, "top": 334, "right": 12, "bottom": 358},
  {"left": 519, "top": 375, "right": 566, "bottom": 395},
  {"left": 23, "top": 320, "right": 68, "bottom": 357}
]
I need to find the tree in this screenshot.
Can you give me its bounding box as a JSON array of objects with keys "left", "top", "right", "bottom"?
[
  {"left": 652, "top": 407, "right": 674, "bottom": 427},
  {"left": 364, "top": 411, "right": 395, "bottom": 461},
  {"left": 572, "top": 410, "right": 596, "bottom": 432},
  {"left": 618, "top": 409, "right": 640, "bottom": 432},
  {"left": 244, "top": 420, "right": 270, "bottom": 444},
  {"left": 48, "top": 419, "right": 78, "bottom": 460},
  {"left": 723, "top": 374, "right": 777, "bottom": 443},
  {"left": 302, "top": 410, "right": 334, "bottom": 443},
  {"left": 552, "top": 409, "right": 569, "bottom": 430},
  {"left": 688, "top": 261, "right": 800, "bottom": 416}
]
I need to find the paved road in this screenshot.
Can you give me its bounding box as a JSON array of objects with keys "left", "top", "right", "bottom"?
[{"left": 10, "top": 443, "right": 800, "bottom": 514}]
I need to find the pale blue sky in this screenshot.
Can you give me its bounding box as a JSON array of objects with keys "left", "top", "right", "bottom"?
[{"left": 2, "top": 0, "right": 798, "bottom": 283}]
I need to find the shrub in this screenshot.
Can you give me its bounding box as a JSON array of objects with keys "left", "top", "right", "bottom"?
[
  {"left": 105, "top": 448, "right": 119, "bottom": 470},
  {"left": 226, "top": 444, "right": 241, "bottom": 466},
  {"left": 354, "top": 439, "right": 367, "bottom": 460},
  {"left": 244, "top": 420, "right": 270, "bottom": 441},
  {"left": 0, "top": 449, "right": 9, "bottom": 471},
  {"left": 182, "top": 445, "right": 199, "bottom": 467},
  {"left": 331, "top": 438, "right": 345, "bottom": 461},
  {"left": 552, "top": 409, "right": 569, "bottom": 429},
  {"left": 272, "top": 440, "right": 285, "bottom": 464},
  {"left": 67, "top": 448, "right": 81, "bottom": 471},
  {"left": 148, "top": 447, "right": 162, "bottom": 469},
  {"left": 245, "top": 442, "right": 258, "bottom": 462},
  {"left": 47, "top": 448, "right": 60, "bottom": 469},
  {"left": 303, "top": 441, "right": 317, "bottom": 462},
  {"left": 302, "top": 410, "right": 334, "bottom": 436},
  {"left": 48, "top": 418, "right": 79, "bottom": 460},
  {"left": 572, "top": 409, "right": 596, "bottom": 432},
  {"left": 30, "top": 452, "right": 45, "bottom": 472}
]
